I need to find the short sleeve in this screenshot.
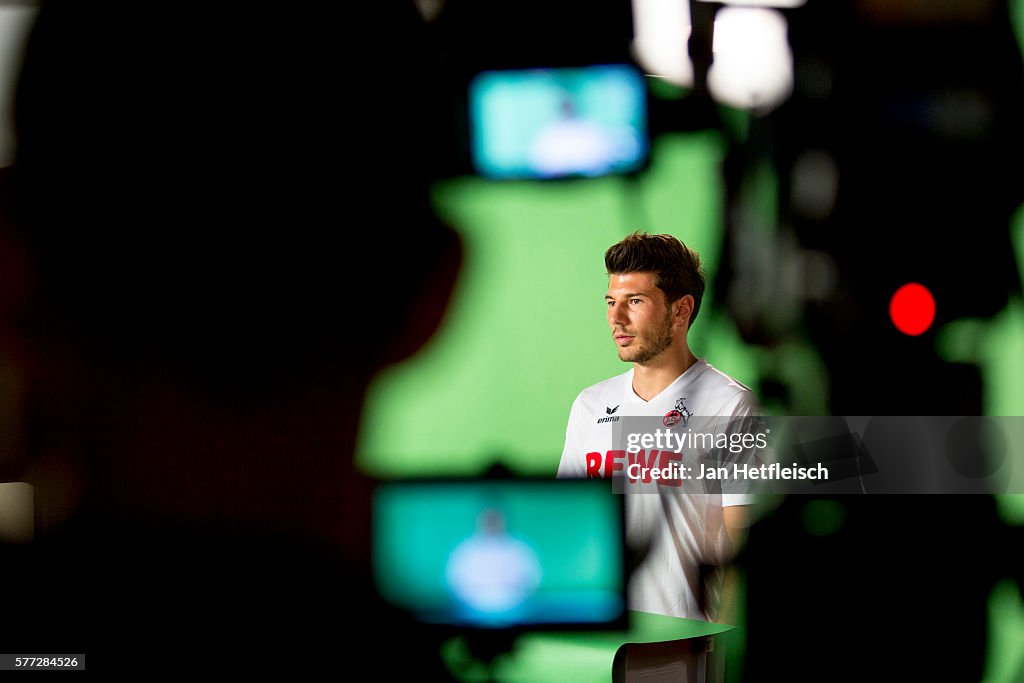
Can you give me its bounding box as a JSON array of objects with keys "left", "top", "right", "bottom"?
[{"left": 719, "top": 389, "right": 761, "bottom": 507}]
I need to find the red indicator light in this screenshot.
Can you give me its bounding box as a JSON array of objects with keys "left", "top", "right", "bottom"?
[{"left": 889, "top": 283, "right": 935, "bottom": 336}]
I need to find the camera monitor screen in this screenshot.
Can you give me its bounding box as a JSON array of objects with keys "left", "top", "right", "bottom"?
[
  {"left": 372, "top": 478, "right": 626, "bottom": 630},
  {"left": 468, "top": 63, "right": 649, "bottom": 180}
]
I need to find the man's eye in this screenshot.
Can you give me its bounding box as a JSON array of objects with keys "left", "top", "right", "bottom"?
[{"left": 630, "top": 299, "right": 642, "bottom": 305}]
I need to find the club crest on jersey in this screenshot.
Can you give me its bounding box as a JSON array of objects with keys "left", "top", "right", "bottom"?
[{"left": 663, "top": 397, "right": 692, "bottom": 428}]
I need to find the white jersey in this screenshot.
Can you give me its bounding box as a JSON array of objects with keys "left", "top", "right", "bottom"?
[{"left": 557, "top": 358, "right": 759, "bottom": 621}]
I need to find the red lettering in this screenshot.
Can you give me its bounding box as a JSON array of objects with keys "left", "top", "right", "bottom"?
[
  {"left": 604, "top": 450, "right": 626, "bottom": 478},
  {"left": 627, "top": 450, "right": 660, "bottom": 483},
  {"left": 585, "top": 452, "right": 602, "bottom": 478},
  {"left": 658, "top": 450, "right": 683, "bottom": 487}
]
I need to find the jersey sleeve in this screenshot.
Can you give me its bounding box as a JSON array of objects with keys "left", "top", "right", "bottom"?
[
  {"left": 719, "top": 388, "right": 762, "bottom": 507},
  {"left": 556, "top": 394, "right": 586, "bottom": 478}
]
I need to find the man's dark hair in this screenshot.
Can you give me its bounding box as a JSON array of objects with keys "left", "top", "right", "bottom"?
[{"left": 604, "top": 231, "right": 706, "bottom": 324}]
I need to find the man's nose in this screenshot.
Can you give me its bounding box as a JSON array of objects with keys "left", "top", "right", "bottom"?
[{"left": 608, "top": 302, "right": 628, "bottom": 327}]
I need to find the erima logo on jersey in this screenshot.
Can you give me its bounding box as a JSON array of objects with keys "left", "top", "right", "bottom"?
[{"left": 598, "top": 406, "right": 621, "bottom": 423}]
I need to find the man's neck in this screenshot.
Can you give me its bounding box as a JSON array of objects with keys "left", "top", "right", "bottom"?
[{"left": 632, "top": 346, "right": 699, "bottom": 402}]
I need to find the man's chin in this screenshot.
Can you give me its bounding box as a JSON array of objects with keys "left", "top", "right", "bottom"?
[{"left": 618, "top": 349, "right": 644, "bottom": 363}]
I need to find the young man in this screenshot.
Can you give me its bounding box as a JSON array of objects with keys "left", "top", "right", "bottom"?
[{"left": 557, "top": 232, "right": 758, "bottom": 622}]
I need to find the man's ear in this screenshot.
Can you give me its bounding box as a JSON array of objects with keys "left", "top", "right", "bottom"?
[
  {"left": 674, "top": 295, "right": 695, "bottom": 328},
  {"left": 382, "top": 224, "right": 463, "bottom": 366}
]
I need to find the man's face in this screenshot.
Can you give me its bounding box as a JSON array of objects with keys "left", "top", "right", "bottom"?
[{"left": 606, "top": 272, "right": 678, "bottom": 364}]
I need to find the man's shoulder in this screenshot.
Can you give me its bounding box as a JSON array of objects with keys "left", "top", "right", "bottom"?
[
  {"left": 689, "top": 360, "right": 759, "bottom": 416},
  {"left": 567, "top": 369, "right": 633, "bottom": 421},
  {"left": 574, "top": 369, "right": 633, "bottom": 403},
  {"left": 696, "top": 360, "right": 754, "bottom": 394}
]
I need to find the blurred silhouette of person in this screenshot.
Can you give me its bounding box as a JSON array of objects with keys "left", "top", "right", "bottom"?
[
  {"left": 0, "top": 0, "right": 461, "bottom": 676},
  {"left": 445, "top": 507, "right": 542, "bottom": 624}
]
